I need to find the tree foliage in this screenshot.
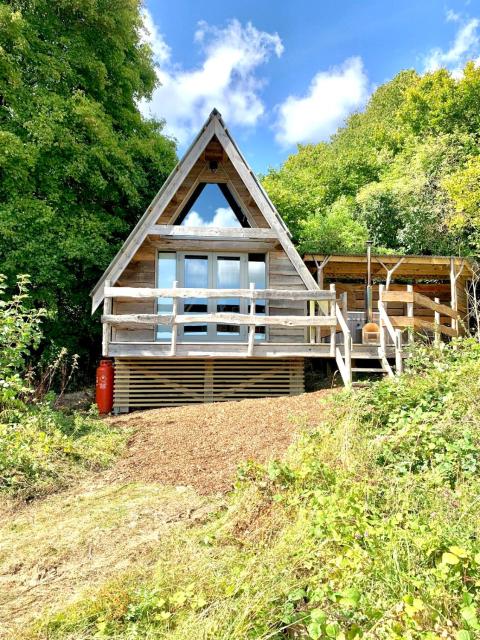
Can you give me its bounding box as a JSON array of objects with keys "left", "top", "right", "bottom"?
[
  {"left": 0, "top": 0, "right": 177, "bottom": 359},
  {"left": 263, "top": 64, "right": 480, "bottom": 256}
]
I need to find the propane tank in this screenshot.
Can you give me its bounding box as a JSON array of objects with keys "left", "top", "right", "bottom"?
[{"left": 96, "top": 359, "right": 114, "bottom": 414}]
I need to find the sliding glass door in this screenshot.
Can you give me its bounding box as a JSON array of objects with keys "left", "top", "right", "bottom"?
[{"left": 156, "top": 251, "right": 266, "bottom": 342}]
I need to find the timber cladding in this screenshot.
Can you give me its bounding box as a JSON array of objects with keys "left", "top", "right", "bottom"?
[
  {"left": 113, "top": 357, "right": 305, "bottom": 409},
  {"left": 155, "top": 137, "right": 269, "bottom": 228}
]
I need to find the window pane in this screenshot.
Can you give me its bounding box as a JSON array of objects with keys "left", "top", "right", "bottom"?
[
  {"left": 216, "top": 256, "right": 240, "bottom": 336},
  {"left": 248, "top": 254, "right": 266, "bottom": 340},
  {"left": 184, "top": 255, "right": 208, "bottom": 335},
  {"left": 180, "top": 183, "right": 242, "bottom": 228},
  {"left": 156, "top": 252, "right": 176, "bottom": 341}
]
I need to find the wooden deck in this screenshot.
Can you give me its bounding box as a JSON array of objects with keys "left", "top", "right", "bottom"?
[
  {"left": 100, "top": 282, "right": 460, "bottom": 387},
  {"left": 100, "top": 282, "right": 461, "bottom": 404}
]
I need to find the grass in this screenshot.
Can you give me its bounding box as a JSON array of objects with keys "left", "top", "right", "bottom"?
[
  {"left": 0, "top": 481, "right": 216, "bottom": 638},
  {"left": 0, "top": 401, "right": 128, "bottom": 498},
  {"left": 19, "top": 338, "right": 480, "bottom": 640}
]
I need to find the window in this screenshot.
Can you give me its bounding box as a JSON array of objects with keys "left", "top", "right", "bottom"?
[
  {"left": 156, "top": 252, "right": 266, "bottom": 342},
  {"left": 156, "top": 252, "right": 176, "bottom": 341},
  {"left": 175, "top": 183, "right": 248, "bottom": 228}
]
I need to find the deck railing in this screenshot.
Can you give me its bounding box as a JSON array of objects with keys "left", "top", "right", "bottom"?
[
  {"left": 100, "top": 284, "right": 358, "bottom": 386},
  {"left": 380, "top": 286, "right": 460, "bottom": 339}
]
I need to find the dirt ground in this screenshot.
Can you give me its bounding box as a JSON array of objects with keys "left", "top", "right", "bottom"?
[
  {"left": 107, "top": 389, "right": 334, "bottom": 494},
  {"left": 0, "top": 389, "right": 333, "bottom": 638}
]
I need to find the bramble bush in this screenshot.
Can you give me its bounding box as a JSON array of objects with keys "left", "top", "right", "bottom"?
[
  {"left": 0, "top": 275, "right": 126, "bottom": 498},
  {"left": 32, "top": 338, "right": 480, "bottom": 640},
  {"left": 0, "top": 273, "right": 45, "bottom": 404}
]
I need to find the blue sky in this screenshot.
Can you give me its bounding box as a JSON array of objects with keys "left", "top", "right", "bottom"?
[{"left": 142, "top": 0, "right": 480, "bottom": 173}]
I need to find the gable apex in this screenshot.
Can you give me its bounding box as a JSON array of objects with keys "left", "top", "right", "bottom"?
[{"left": 90, "top": 110, "right": 318, "bottom": 312}]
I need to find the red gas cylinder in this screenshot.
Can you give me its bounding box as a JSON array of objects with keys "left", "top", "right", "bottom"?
[{"left": 96, "top": 359, "right": 114, "bottom": 414}]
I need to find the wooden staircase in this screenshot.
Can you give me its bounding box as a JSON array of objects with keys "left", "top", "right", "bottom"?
[{"left": 333, "top": 281, "right": 460, "bottom": 388}]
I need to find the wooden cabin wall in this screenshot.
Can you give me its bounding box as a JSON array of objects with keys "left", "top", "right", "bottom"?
[
  {"left": 268, "top": 250, "right": 307, "bottom": 343},
  {"left": 111, "top": 240, "right": 308, "bottom": 345},
  {"left": 112, "top": 243, "right": 156, "bottom": 343},
  {"left": 155, "top": 137, "right": 268, "bottom": 228}
]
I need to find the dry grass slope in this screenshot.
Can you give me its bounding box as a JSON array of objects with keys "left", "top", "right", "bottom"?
[{"left": 1, "top": 390, "right": 332, "bottom": 638}]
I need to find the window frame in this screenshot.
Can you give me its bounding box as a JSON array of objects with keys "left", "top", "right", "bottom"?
[{"left": 155, "top": 250, "right": 268, "bottom": 343}]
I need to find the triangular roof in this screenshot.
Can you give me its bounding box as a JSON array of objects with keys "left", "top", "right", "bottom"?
[{"left": 91, "top": 109, "right": 318, "bottom": 312}]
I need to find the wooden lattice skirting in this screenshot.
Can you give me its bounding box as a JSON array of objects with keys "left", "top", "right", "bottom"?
[{"left": 114, "top": 357, "right": 304, "bottom": 409}]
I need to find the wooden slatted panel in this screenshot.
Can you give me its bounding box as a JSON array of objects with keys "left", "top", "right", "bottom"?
[
  {"left": 269, "top": 251, "right": 308, "bottom": 344},
  {"left": 114, "top": 357, "right": 304, "bottom": 409}
]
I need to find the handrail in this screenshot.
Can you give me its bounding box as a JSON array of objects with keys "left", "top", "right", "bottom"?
[
  {"left": 378, "top": 284, "right": 401, "bottom": 377},
  {"left": 381, "top": 290, "right": 459, "bottom": 320},
  {"left": 335, "top": 302, "right": 352, "bottom": 388},
  {"left": 101, "top": 312, "right": 337, "bottom": 328},
  {"left": 103, "top": 286, "right": 336, "bottom": 302},
  {"left": 378, "top": 304, "right": 397, "bottom": 345}
]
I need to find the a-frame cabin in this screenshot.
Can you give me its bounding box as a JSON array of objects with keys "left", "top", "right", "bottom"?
[
  {"left": 91, "top": 109, "right": 330, "bottom": 410},
  {"left": 92, "top": 109, "right": 470, "bottom": 411}
]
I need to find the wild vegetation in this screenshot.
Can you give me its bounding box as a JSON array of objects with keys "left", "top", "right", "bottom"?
[
  {"left": 263, "top": 64, "right": 480, "bottom": 257},
  {"left": 0, "top": 275, "right": 126, "bottom": 498},
  {"left": 21, "top": 338, "right": 480, "bottom": 639}
]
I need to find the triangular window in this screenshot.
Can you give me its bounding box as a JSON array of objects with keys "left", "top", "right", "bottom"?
[{"left": 175, "top": 183, "right": 249, "bottom": 228}]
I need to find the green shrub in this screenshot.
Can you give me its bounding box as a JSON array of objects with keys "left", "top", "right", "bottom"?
[
  {"left": 0, "top": 403, "right": 126, "bottom": 497},
  {"left": 0, "top": 276, "right": 126, "bottom": 497},
  {"left": 365, "top": 339, "right": 480, "bottom": 484},
  {"left": 0, "top": 273, "right": 45, "bottom": 404}
]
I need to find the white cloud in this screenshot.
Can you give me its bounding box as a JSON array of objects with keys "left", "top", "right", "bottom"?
[
  {"left": 182, "top": 207, "right": 240, "bottom": 227},
  {"left": 211, "top": 207, "right": 240, "bottom": 227},
  {"left": 424, "top": 16, "right": 480, "bottom": 77},
  {"left": 140, "top": 10, "right": 283, "bottom": 144},
  {"left": 274, "top": 57, "right": 369, "bottom": 147},
  {"left": 140, "top": 8, "right": 170, "bottom": 63},
  {"left": 446, "top": 9, "right": 461, "bottom": 23},
  {"left": 182, "top": 210, "right": 205, "bottom": 227}
]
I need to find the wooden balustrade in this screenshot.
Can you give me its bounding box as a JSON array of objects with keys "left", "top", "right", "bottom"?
[
  {"left": 101, "top": 286, "right": 341, "bottom": 359},
  {"left": 380, "top": 288, "right": 459, "bottom": 338}
]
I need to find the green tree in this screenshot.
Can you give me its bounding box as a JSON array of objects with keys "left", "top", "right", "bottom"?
[
  {"left": 263, "top": 65, "right": 480, "bottom": 257},
  {"left": 0, "top": 1, "right": 176, "bottom": 362},
  {"left": 298, "top": 196, "right": 368, "bottom": 254}
]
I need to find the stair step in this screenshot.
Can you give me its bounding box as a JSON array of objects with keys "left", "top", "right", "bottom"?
[{"left": 352, "top": 368, "right": 387, "bottom": 373}]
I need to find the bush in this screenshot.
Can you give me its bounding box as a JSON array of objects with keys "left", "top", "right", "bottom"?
[
  {"left": 0, "top": 404, "right": 126, "bottom": 497},
  {"left": 0, "top": 275, "right": 126, "bottom": 498},
  {"left": 0, "top": 273, "right": 45, "bottom": 404}
]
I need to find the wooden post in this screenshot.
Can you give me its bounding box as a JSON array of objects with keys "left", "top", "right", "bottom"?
[
  {"left": 329, "top": 283, "right": 336, "bottom": 357},
  {"left": 204, "top": 360, "right": 214, "bottom": 402},
  {"left": 313, "top": 255, "right": 330, "bottom": 289},
  {"left": 407, "top": 284, "right": 414, "bottom": 344},
  {"left": 434, "top": 297, "right": 441, "bottom": 346},
  {"left": 102, "top": 280, "right": 112, "bottom": 356},
  {"left": 247, "top": 283, "right": 256, "bottom": 356},
  {"left": 170, "top": 280, "right": 178, "bottom": 356},
  {"left": 378, "top": 284, "right": 386, "bottom": 354},
  {"left": 395, "top": 329, "right": 403, "bottom": 375},
  {"left": 450, "top": 258, "right": 457, "bottom": 333},
  {"left": 341, "top": 291, "right": 348, "bottom": 319},
  {"left": 309, "top": 300, "right": 315, "bottom": 344},
  {"left": 344, "top": 331, "right": 352, "bottom": 388}
]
